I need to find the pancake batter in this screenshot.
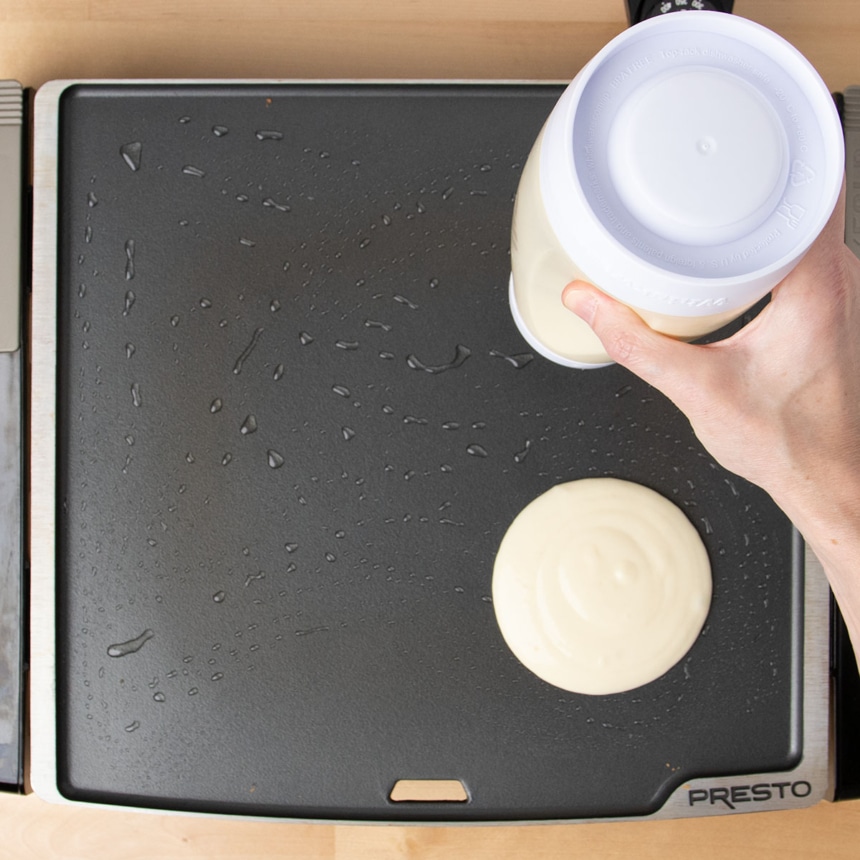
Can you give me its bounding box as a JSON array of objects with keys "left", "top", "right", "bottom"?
[{"left": 492, "top": 478, "right": 712, "bottom": 695}]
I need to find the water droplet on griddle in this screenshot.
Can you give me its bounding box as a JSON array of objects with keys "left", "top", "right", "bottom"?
[
  {"left": 120, "top": 141, "right": 142, "bottom": 171},
  {"left": 332, "top": 385, "right": 350, "bottom": 398},
  {"left": 267, "top": 450, "right": 285, "bottom": 469},
  {"left": 255, "top": 130, "right": 284, "bottom": 141},
  {"left": 393, "top": 294, "right": 418, "bottom": 309},
  {"left": 490, "top": 349, "right": 534, "bottom": 369},
  {"left": 130, "top": 383, "right": 142, "bottom": 408},
  {"left": 125, "top": 343, "right": 136, "bottom": 359},
  {"left": 84, "top": 225, "right": 92, "bottom": 243},
  {"left": 87, "top": 191, "right": 98, "bottom": 207},
  {"left": 466, "top": 444, "right": 488, "bottom": 458},
  {"left": 270, "top": 299, "right": 281, "bottom": 312},
  {"left": 210, "top": 398, "right": 223, "bottom": 413},
  {"left": 358, "top": 237, "right": 371, "bottom": 249},
  {"left": 240, "top": 414, "right": 258, "bottom": 435},
  {"left": 514, "top": 440, "right": 532, "bottom": 463},
  {"left": 442, "top": 186, "right": 454, "bottom": 200},
  {"left": 199, "top": 297, "right": 212, "bottom": 308},
  {"left": 124, "top": 239, "right": 136, "bottom": 280},
  {"left": 262, "top": 197, "right": 291, "bottom": 212},
  {"left": 107, "top": 628, "right": 154, "bottom": 658},
  {"left": 211, "top": 672, "right": 224, "bottom": 681},
  {"left": 233, "top": 327, "right": 264, "bottom": 374},
  {"left": 182, "top": 165, "right": 206, "bottom": 178},
  {"left": 407, "top": 344, "right": 471, "bottom": 374},
  {"left": 299, "top": 331, "right": 314, "bottom": 346},
  {"left": 152, "top": 691, "right": 166, "bottom": 703},
  {"left": 336, "top": 340, "right": 359, "bottom": 351},
  {"left": 273, "top": 363, "right": 285, "bottom": 381},
  {"left": 124, "top": 720, "right": 141, "bottom": 733},
  {"left": 221, "top": 453, "right": 233, "bottom": 466},
  {"left": 342, "top": 427, "right": 356, "bottom": 441},
  {"left": 212, "top": 125, "right": 229, "bottom": 137}
]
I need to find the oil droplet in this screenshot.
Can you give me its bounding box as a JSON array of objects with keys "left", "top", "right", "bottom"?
[
  {"left": 107, "top": 628, "right": 154, "bottom": 658},
  {"left": 182, "top": 165, "right": 206, "bottom": 178},
  {"left": 153, "top": 691, "right": 166, "bottom": 703},
  {"left": 273, "top": 363, "right": 285, "bottom": 380},
  {"left": 130, "top": 382, "right": 142, "bottom": 408},
  {"left": 233, "top": 327, "right": 264, "bottom": 374},
  {"left": 124, "top": 720, "right": 141, "bottom": 732},
  {"left": 299, "top": 331, "right": 314, "bottom": 346},
  {"left": 332, "top": 385, "right": 350, "bottom": 398},
  {"left": 210, "top": 398, "right": 223, "bottom": 413},
  {"left": 263, "top": 197, "right": 291, "bottom": 212},
  {"left": 123, "top": 291, "right": 136, "bottom": 316},
  {"left": 212, "top": 125, "right": 229, "bottom": 137},
  {"left": 407, "top": 344, "right": 471, "bottom": 374},
  {"left": 255, "top": 130, "right": 284, "bottom": 141},
  {"left": 240, "top": 414, "right": 258, "bottom": 435},
  {"left": 120, "top": 141, "right": 142, "bottom": 171},
  {"left": 267, "top": 450, "right": 285, "bottom": 469},
  {"left": 342, "top": 427, "right": 356, "bottom": 441},
  {"left": 489, "top": 349, "right": 534, "bottom": 369},
  {"left": 466, "top": 444, "right": 488, "bottom": 458}
]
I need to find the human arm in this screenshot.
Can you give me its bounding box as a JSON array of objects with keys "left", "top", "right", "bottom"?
[{"left": 561, "top": 184, "right": 860, "bottom": 659}]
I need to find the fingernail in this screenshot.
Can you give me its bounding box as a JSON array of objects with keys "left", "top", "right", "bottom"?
[{"left": 562, "top": 285, "right": 597, "bottom": 325}]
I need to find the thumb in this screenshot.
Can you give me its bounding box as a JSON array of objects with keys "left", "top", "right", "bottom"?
[{"left": 561, "top": 280, "right": 709, "bottom": 394}]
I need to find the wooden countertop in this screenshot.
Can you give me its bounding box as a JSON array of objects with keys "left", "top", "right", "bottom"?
[{"left": 3, "top": 1, "right": 860, "bottom": 857}]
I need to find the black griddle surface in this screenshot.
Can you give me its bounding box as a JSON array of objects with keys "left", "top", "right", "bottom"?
[{"left": 55, "top": 84, "right": 801, "bottom": 821}]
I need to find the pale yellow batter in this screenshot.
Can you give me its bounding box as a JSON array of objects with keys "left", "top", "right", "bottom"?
[{"left": 492, "top": 478, "right": 712, "bottom": 695}]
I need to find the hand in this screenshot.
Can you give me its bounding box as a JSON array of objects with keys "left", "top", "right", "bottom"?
[{"left": 561, "top": 183, "right": 860, "bottom": 652}]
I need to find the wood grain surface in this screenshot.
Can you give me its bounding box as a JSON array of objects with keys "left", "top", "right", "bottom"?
[{"left": 4, "top": 1, "right": 860, "bottom": 857}]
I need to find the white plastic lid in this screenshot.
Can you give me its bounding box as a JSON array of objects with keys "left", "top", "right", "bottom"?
[{"left": 541, "top": 12, "right": 844, "bottom": 317}]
